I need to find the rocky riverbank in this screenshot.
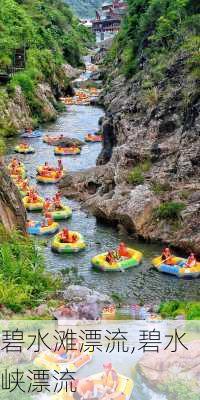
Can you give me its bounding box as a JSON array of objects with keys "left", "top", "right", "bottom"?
[
  {"left": 0, "top": 165, "right": 26, "bottom": 233},
  {"left": 60, "top": 52, "right": 200, "bottom": 255},
  {"left": 0, "top": 64, "right": 81, "bottom": 135}
]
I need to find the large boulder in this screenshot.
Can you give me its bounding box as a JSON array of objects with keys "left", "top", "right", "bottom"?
[
  {"left": 138, "top": 340, "right": 200, "bottom": 390},
  {"left": 46, "top": 136, "right": 85, "bottom": 148},
  {"left": 63, "top": 285, "right": 112, "bottom": 305}
]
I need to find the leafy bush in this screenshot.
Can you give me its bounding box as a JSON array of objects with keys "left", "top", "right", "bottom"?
[
  {"left": 159, "top": 378, "right": 199, "bottom": 400},
  {"left": 0, "top": 226, "right": 61, "bottom": 312},
  {"left": 154, "top": 201, "right": 185, "bottom": 219},
  {"left": 128, "top": 167, "right": 145, "bottom": 185},
  {"left": 128, "top": 159, "right": 151, "bottom": 185},
  {"left": 106, "top": 0, "right": 200, "bottom": 80},
  {"left": 159, "top": 301, "right": 200, "bottom": 320}
]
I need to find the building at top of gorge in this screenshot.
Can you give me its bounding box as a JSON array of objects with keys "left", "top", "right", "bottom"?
[{"left": 92, "top": 0, "right": 127, "bottom": 38}]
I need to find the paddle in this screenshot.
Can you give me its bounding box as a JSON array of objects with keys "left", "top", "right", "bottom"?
[{"left": 156, "top": 256, "right": 172, "bottom": 267}]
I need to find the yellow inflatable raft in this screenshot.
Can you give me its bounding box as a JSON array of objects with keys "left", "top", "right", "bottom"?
[
  {"left": 54, "top": 146, "right": 80, "bottom": 156},
  {"left": 152, "top": 255, "right": 200, "bottom": 278},
  {"left": 92, "top": 248, "right": 143, "bottom": 272},
  {"left": 102, "top": 305, "right": 116, "bottom": 319},
  {"left": 15, "top": 145, "right": 35, "bottom": 154},
  {"left": 36, "top": 172, "right": 63, "bottom": 184},
  {"left": 52, "top": 231, "right": 86, "bottom": 253},
  {"left": 8, "top": 166, "right": 26, "bottom": 179},
  {"left": 34, "top": 347, "right": 92, "bottom": 373},
  {"left": 23, "top": 196, "right": 44, "bottom": 211},
  {"left": 48, "top": 205, "right": 72, "bottom": 221},
  {"left": 52, "top": 372, "right": 133, "bottom": 400},
  {"left": 85, "top": 134, "right": 102, "bottom": 142}
]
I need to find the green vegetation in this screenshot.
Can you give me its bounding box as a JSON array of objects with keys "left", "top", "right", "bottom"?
[
  {"left": 151, "top": 181, "right": 170, "bottom": 195},
  {"left": 159, "top": 300, "right": 200, "bottom": 319},
  {"left": 106, "top": 0, "right": 200, "bottom": 79},
  {"left": 128, "top": 159, "right": 151, "bottom": 185},
  {"left": 0, "top": 0, "right": 93, "bottom": 139},
  {"left": 159, "top": 378, "right": 199, "bottom": 400},
  {"left": 154, "top": 201, "right": 185, "bottom": 220},
  {"left": 0, "top": 226, "right": 61, "bottom": 313}
]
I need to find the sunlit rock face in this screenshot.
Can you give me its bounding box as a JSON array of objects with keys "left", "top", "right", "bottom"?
[{"left": 0, "top": 165, "right": 26, "bottom": 233}]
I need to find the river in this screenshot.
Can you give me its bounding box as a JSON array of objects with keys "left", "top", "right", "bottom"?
[{"left": 6, "top": 62, "right": 200, "bottom": 307}]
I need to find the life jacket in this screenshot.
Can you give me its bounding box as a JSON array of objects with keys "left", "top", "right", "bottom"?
[{"left": 102, "top": 370, "right": 118, "bottom": 389}]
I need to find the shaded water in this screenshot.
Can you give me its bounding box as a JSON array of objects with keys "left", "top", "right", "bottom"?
[{"left": 6, "top": 82, "right": 200, "bottom": 306}]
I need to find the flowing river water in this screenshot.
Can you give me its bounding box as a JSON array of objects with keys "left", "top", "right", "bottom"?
[{"left": 6, "top": 61, "right": 200, "bottom": 308}]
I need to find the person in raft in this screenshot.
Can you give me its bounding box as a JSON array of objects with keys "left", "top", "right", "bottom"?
[
  {"left": 43, "top": 197, "right": 52, "bottom": 212},
  {"left": 106, "top": 243, "right": 130, "bottom": 264},
  {"left": 53, "top": 192, "right": 62, "bottom": 209},
  {"left": 59, "top": 228, "right": 77, "bottom": 243},
  {"left": 27, "top": 188, "right": 39, "bottom": 203},
  {"left": 43, "top": 161, "right": 51, "bottom": 171},
  {"left": 25, "top": 127, "right": 33, "bottom": 134},
  {"left": 57, "top": 159, "right": 63, "bottom": 170},
  {"left": 20, "top": 142, "right": 28, "bottom": 148},
  {"left": 21, "top": 181, "right": 29, "bottom": 191},
  {"left": 185, "top": 253, "right": 197, "bottom": 268},
  {"left": 106, "top": 251, "right": 116, "bottom": 264},
  {"left": 102, "top": 363, "right": 119, "bottom": 394},
  {"left": 117, "top": 242, "right": 130, "bottom": 258},
  {"left": 10, "top": 158, "right": 20, "bottom": 168},
  {"left": 55, "top": 169, "right": 62, "bottom": 179},
  {"left": 41, "top": 212, "right": 53, "bottom": 227},
  {"left": 161, "top": 247, "right": 173, "bottom": 264}
]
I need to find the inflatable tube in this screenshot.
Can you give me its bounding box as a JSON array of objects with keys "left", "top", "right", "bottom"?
[
  {"left": 36, "top": 173, "right": 63, "bottom": 184},
  {"left": 152, "top": 256, "right": 200, "bottom": 278},
  {"left": 85, "top": 134, "right": 102, "bottom": 142},
  {"left": 54, "top": 146, "right": 80, "bottom": 156},
  {"left": 15, "top": 145, "right": 35, "bottom": 154},
  {"left": 102, "top": 305, "right": 116, "bottom": 319},
  {"left": 92, "top": 248, "right": 143, "bottom": 272},
  {"left": 52, "top": 372, "right": 133, "bottom": 400},
  {"left": 23, "top": 196, "right": 44, "bottom": 211},
  {"left": 27, "top": 222, "right": 59, "bottom": 236},
  {"left": 21, "top": 130, "right": 42, "bottom": 138},
  {"left": 8, "top": 164, "right": 26, "bottom": 179},
  {"left": 37, "top": 165, "right": 59, "bottom": 174},
  {"left": 43, "top": 135, "right": 60, "bottom": 145},
  {"left": 34, "top": 347, "right": 92, "bottom": 373},
  {"left": 52, "top": 231, "right": 86, "bottom": 253},
  {"left": 10, "top": 170, "right": 26, "bottom": 179},
  {"left": 48, "top": 205, "right": 72, "bottom": 221}
]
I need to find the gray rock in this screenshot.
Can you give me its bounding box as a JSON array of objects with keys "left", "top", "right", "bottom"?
[
  {"left": 0, "top": 165, "right": 26, "bottom": 233},
  {"left": 63, "top": 285, "right": 112, "bottom": 305}
]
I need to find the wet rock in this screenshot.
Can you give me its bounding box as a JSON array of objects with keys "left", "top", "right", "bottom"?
[
  {"left": 0, "top": 165, "right": 26, "bottom": 233},
  {"left": 45, "top": 136, "right": 85, "bottom": 147},
  {"left": 36, "top": 83, "right": 57, "bottom": 121},
  {"left": 63, "top": 285, "right": 112, "bottom": 305},
  {"left": 62, "top": 63, "right": 82, "bottom": 80},
  {"left": 60, "top": 285, "right": 113, "bottom": 320},
  {"left": 34, "top": 303, "right": 49, "bottom": 317}
]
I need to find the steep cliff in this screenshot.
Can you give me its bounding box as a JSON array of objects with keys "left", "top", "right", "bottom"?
[
  {"left": 60, "top": 1, "right": 200, "bottom": 254},
  {"left": 0, "top": 165, "right": 26, "bottom": 233}
]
